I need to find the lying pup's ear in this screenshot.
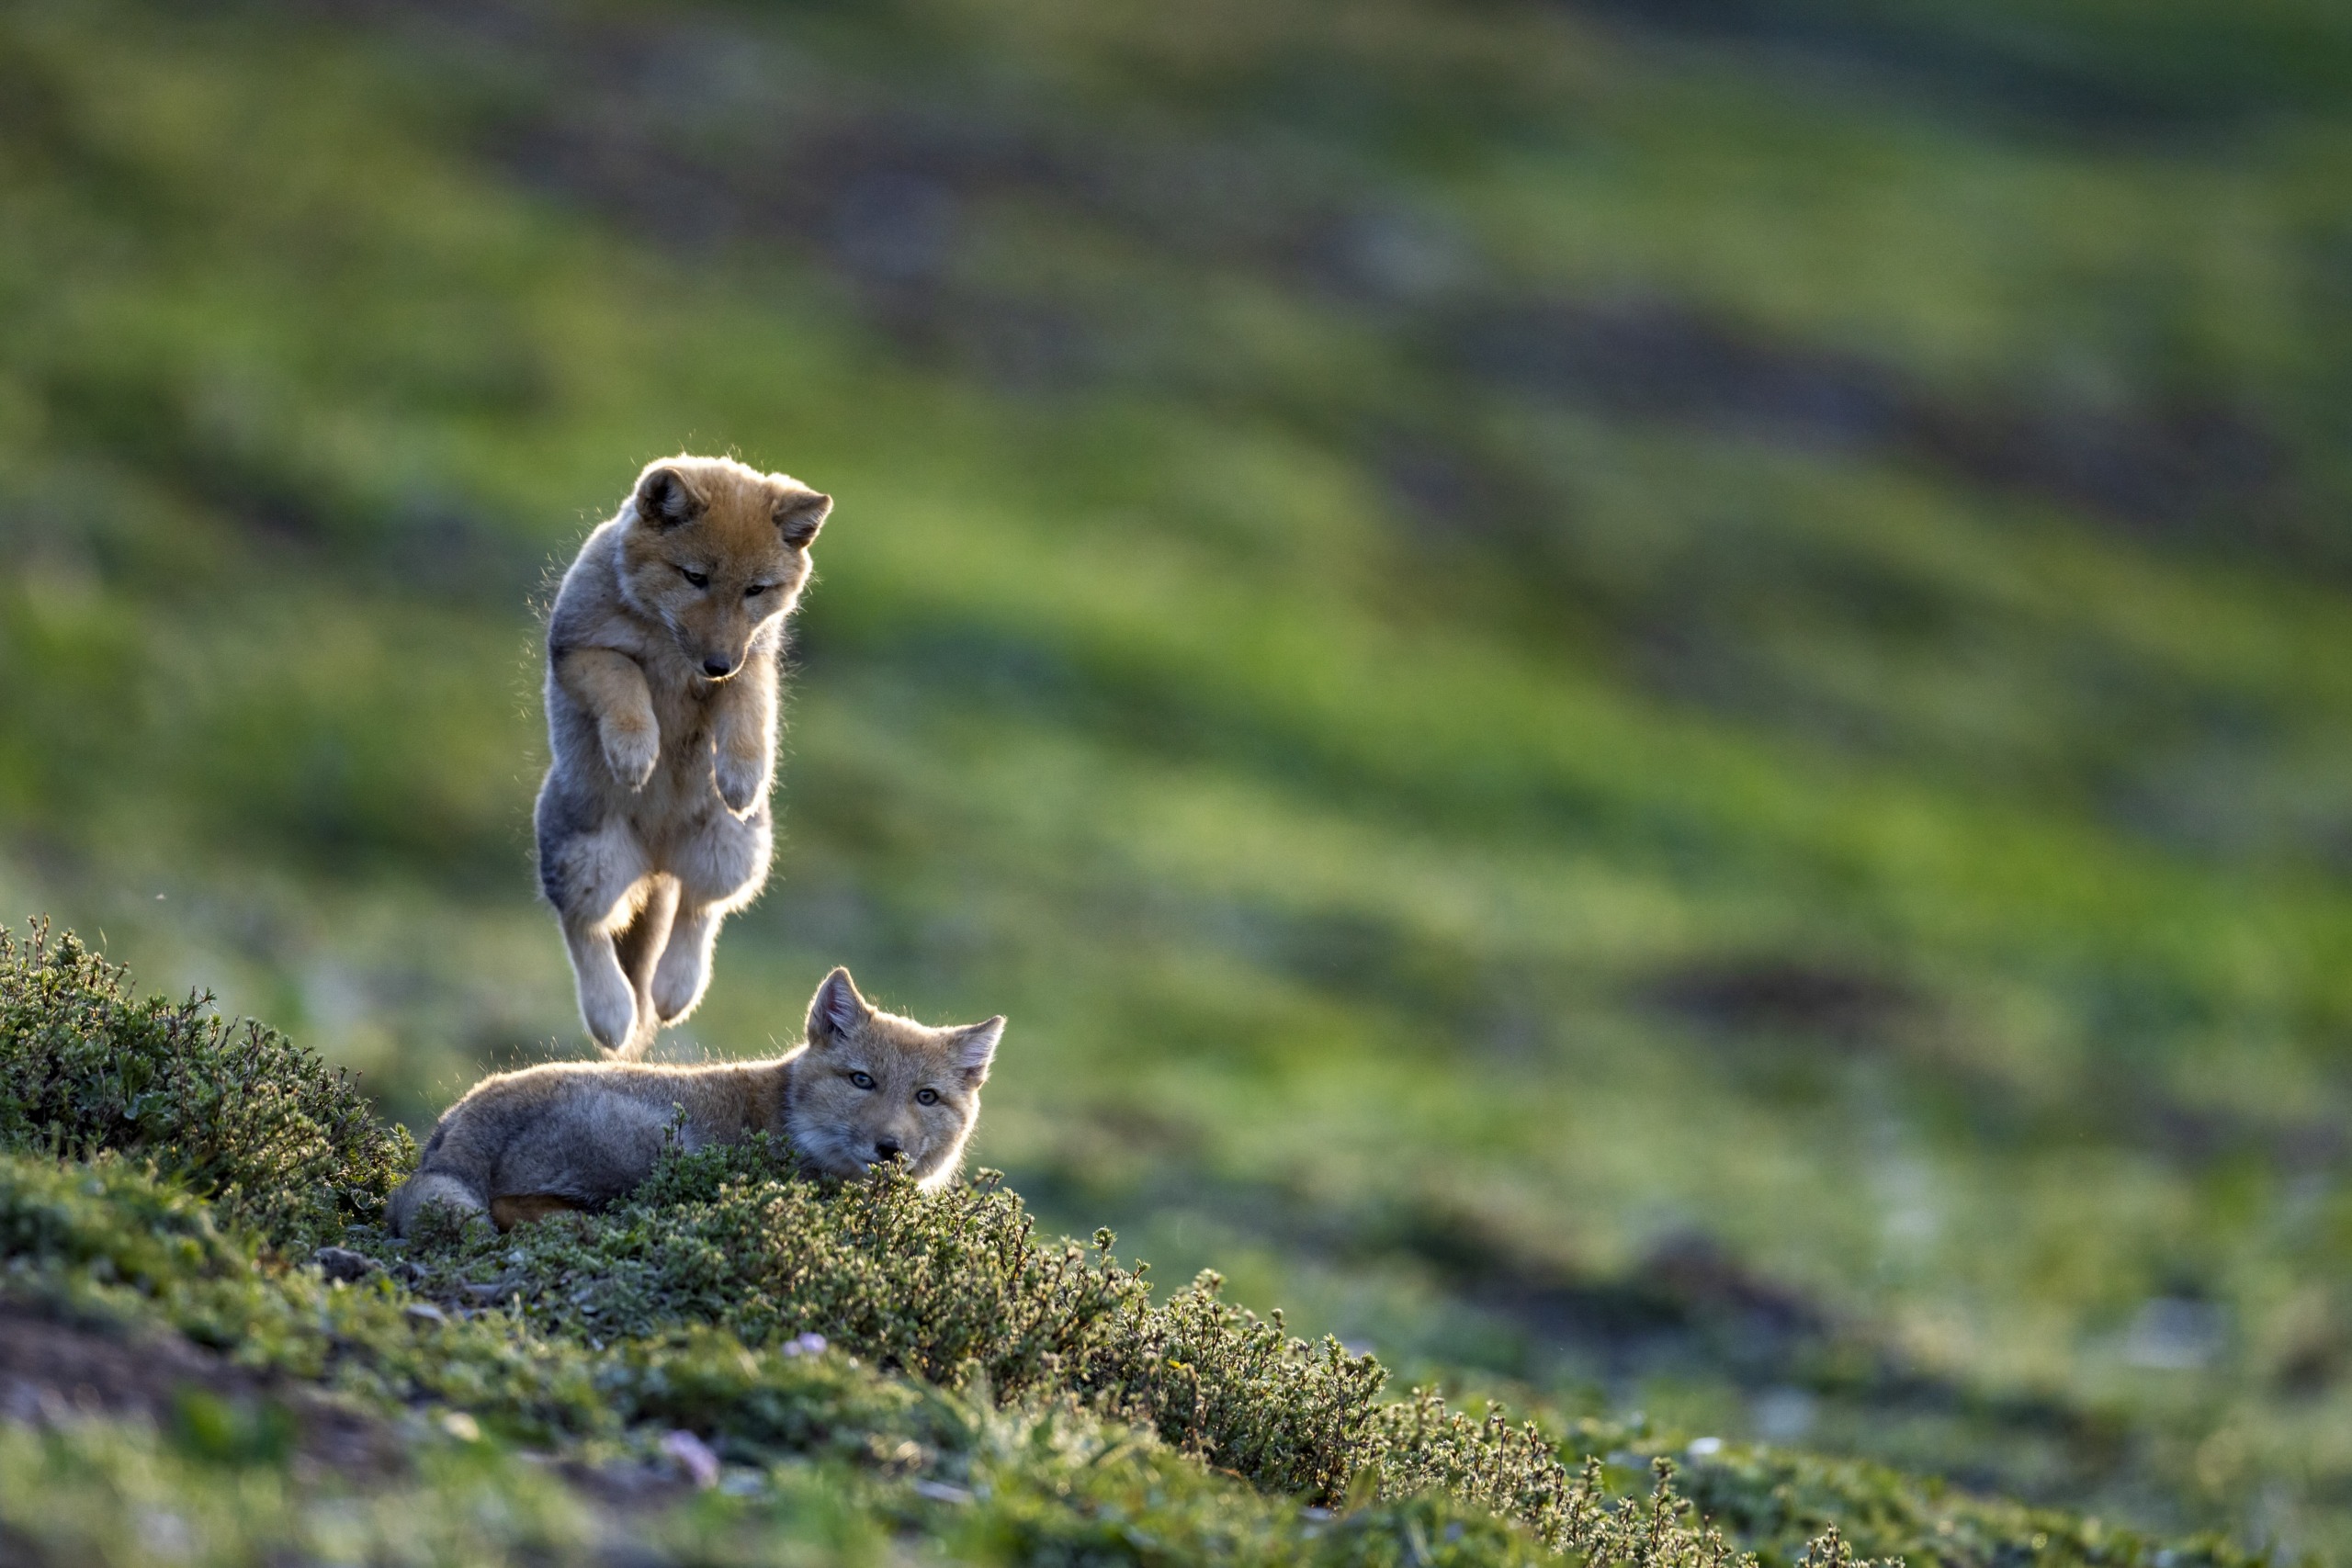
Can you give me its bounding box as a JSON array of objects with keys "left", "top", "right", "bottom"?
[
  {"left": 636, "top": 465, "right": 705, "bottom": 529},
  {"left": 807, "top": 966, "right": 869, "bottom": 1046},
  {"left": 953, "top": 1017, "right": 1004, "bottom": 1088},
  {"left": 774, "top": 487, "right": 831, "bottom": 548}
]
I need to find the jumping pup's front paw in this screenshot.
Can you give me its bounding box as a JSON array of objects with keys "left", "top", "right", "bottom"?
[{"left": 603, "top": 723, "right": 660, "bottom": 792}]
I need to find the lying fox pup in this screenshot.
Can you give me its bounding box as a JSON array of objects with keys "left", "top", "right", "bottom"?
[
  {"left": 537, "top": 453, "right": 832, "bottom": 1059},
  {"left": 389, "top": 969, "right": 1001, "bottom": 1235}
]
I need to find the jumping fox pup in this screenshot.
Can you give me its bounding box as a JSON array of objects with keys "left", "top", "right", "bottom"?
[
  {"left": 538, "top": 454, "right": 831, "bottom": 1058},
  {"left": 389, "top": 968, "right": 1002, "bottom": 1235}
]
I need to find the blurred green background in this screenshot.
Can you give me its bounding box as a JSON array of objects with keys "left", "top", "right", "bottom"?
[{"left": 5, "top": 0, "right": 2352, "bottom": 1555}]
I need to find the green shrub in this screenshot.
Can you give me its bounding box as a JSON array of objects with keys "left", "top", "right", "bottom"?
[
  {"left": 384, "top": 1134, "right": 2269, "bottom": 1565},
  {"left": 0, "top": 924, "right": 413, "bottom": 1250},
  {"left": 3, "top": 1144, "right": 2260, "bottom": 1568},
  {"left": 0, "top": 1150, "right": 1745, "bottom": 1568},
  {"left": 395, "top": 1139, "right": 1394, "bottom": 1506},
  {"left": 1369, "top": 1393, "right": 1611, "bottom": 1552}
]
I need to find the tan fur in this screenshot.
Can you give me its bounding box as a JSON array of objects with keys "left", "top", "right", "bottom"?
[
  {"left": 490, "top": 1194, "right": 588, "bottom": 1230},
  {"left": 389, "top": 969, "right": 1003, "bottom": 1235},
  {"left": 536, "top": 454, "right": 831, "bottom": 1057}
]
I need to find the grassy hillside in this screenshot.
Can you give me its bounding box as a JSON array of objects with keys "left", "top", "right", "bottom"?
[
  {"left": 0, "top": 931, "right": 2261, "bottom": 1566},
  {"left": 4, "top": 0, "right": 2352, "bottom": 1557}
]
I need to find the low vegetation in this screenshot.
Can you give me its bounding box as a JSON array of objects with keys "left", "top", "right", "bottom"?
[
  {"left": 0, "top": 924, "right": 413, "bottom": 1249},
  {"left": 0, "top": 931, "right": 2271, "bottom": 1566}
]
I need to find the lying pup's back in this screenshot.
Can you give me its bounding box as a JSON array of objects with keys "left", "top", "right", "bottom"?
[
  {"left": 390, "top": 967, "right": 1002, "bottom": 1235},
  {"left": 391, "top": 1056, "right": 784, "bottom": 1233}
]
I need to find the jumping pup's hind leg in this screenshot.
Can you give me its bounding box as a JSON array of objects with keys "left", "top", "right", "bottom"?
[
  {"left": 650, "top": 901, "right": 721, "bottom": 1024},
  {"left": 651, "top": 806, "right": 771, "bottom": 1026},
  {"left": 562, "top": 914, "right": 643, "bottom": 1055},
  {"left": 543, "top": 815, "right": 657, "bottom": 1057},
  {"left": 613, "top": 874, "right": 680, "bottom": 1039}
]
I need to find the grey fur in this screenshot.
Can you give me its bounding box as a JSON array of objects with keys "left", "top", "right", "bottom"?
[
  {"left": 389, "top": 1058, "right": 777, "bottom": 1233},
  {"left": 536, "top": 455, "right": 829, "bottom": 1056},
  {"left": 389, "top": 968, "right": 1002, "bottom": 1235}
]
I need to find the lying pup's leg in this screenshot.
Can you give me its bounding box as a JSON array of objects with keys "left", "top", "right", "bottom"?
[
  {"left": 489, "top": 1193, "right": 592, "bottom": 1232},
  {"left": 389, "top": 1170, "right": 490, "bottom": 1236}
]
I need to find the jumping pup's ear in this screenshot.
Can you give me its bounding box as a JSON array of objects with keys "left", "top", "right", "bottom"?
[
  {"left": 636, "top": 466, "right": 705, "bottom": 529},
  {"left": 952, "top": 1017, "right": 1004, "bottom": 1087},
  {"left": 807, "top": 966, "right": 869, "bottom": 1045},
  {"left": 774, "top": 488, "right": 831, "bottom": 548}
]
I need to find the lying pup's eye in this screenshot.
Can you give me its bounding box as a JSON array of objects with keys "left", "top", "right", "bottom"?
[
  {"left": 745, "top": 583, "right": 770, "bottom": 600},
  {"left": 847, "top": 1070, "right": 876, "bottom": 1090},
  {"left": 678, "top": 566, "right": 710, "bottom": 589},
  {"left": 915, "top": 1088, "right": 940, "bottom": 1106}
]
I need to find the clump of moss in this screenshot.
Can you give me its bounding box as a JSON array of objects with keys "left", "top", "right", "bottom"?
[{"left": 0, "top": 923, "right": 413, "bottom": 1251}]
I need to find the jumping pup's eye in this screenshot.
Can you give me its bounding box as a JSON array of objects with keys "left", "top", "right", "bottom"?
[
  {"left": 847, "top": 1070, "right": 876, "bottom": 1090},
  {"left": 677, "top": 566, "right": 709, "bottom": 589},
  {"left": 915, "top": 1088, "right": 940, "bottom": 1106}
]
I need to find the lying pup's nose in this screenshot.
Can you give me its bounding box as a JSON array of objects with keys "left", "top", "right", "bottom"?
[
  {"left": 702, "top": 656, "right": 737, "bottom": 679},
  {"left": 873, "top": 1139, "right": 902, "bottom": 1162}
]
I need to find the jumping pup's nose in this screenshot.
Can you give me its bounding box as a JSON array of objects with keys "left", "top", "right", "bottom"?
[
  {"left": 702, "top": 656, "right": 735, "bottom": 679},
  {"left": 873, "top": 1139, "right": 902, "bottom": 1162}
]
